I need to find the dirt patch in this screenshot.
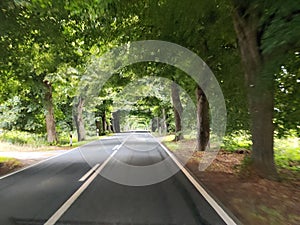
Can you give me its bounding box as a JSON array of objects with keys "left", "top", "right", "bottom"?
[
  {"left": 0, "top": 160, "right": 23, "bottom": 177},
  {"left": 185, "top": 150, "right": 300, "bottom": 225}
]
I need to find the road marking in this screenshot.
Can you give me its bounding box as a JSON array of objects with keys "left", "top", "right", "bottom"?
[
  {"left": 151, "top": 135, "right": 238, "bottom": 225},
  {"left": 0, "top": 136, "right": 116, "bottom": 181},
  {"left": 78, "top": 164, "right": 100, "bottom": 182},
  {"left": 112, "top": 145, "right": 120, "bottom": 150},
  {"left": 0, "top": 146, "right": 81, "bottom": 181},
  {"left": 44, "top": 150, "right": 118, "bottom": 225},
  {"left": 45, "top": 135, "right": 132, "bottom": 225}
]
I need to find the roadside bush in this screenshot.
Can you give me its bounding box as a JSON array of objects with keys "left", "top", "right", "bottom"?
[
  {"left": 0, "top": 130, "right": 46, "bottom": 146},
  {"left": 274, "top": 137, "right": 300, "bottom": 171},
  {"left": 221, "top": 131, "right": 252, "bottom": 151},
  {"left": 221, "top": 131, "right": 300, "bottom": 171}
]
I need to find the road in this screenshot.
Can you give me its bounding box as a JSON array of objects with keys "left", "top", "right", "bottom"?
[{"left": 0, "top": 132, "right": 236, "bottom": 225}]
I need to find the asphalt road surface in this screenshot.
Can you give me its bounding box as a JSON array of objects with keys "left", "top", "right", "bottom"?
[{"left": 0, "top": 131, "right": 236, "bottom": 225}]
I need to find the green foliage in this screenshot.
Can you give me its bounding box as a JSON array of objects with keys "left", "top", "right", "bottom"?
[
  {"left": 0, "top": 95, "right": 45, "bottom": 133},
  {"left": 0, "top": 130, "right": 46, "bottom": 146},
  {"left": 222, "top": 131, "right": 252, "bottom": 151},
  {"left": 274, "top": 52, "right": 300, "bottom": 137},
  {"left": 260, "top": 0, "right": 300, "bottom": 57},
  {"left": 223, "top": 131, "right": 300, "bottom": 171},
  {"left": 0, "top": 0, "right": 298, "bottom": 179},
  {"left": 0, "top": 96, "right": 23, "bottom": 130},
  {"left": 0, "top": 156, "right": 22, "bottom": 168},
  {"left": 274, "top": 136, "right": 300, "bottom": 171},
  {"left": 0, "top": 156, "right": 14, "bottom": 163}
]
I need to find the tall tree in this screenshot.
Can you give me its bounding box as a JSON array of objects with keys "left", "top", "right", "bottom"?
[
  {"left": 195, "top": 86, "right": 210, "bottom": 151},
  {"left": 43, "top": 80, "right": 58, "bottom": 143},
  {"left": 171, "top": 81, "right": 183, "bottom": 141},
  {"left": 231, "top": 0, "right": 300, "bottom": 179},
  {"left": 73, "top": 96, "right": 86, "bottom": 141}
]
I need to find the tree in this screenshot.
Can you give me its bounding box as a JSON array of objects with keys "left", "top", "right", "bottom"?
[
  {"left": 171, "top": 81, "right": 184, "bottom": 141},
  {"left": 195, "top": 86, "right": 210, "bottom": 151},
  {"left": 0, "top": 0, "right": 67, "bottom": 142},
  {"left": 274, "top": 52, "right": 300, "bottom": 137},
  {"left": 73, "top": 96, "right": 86, "bottom": 141},
  {"left": 231, "top": 0, "right": 300, "bottom": 179},
  {"left": 0, "top": 0, "right": 110, "bottom": 142}
]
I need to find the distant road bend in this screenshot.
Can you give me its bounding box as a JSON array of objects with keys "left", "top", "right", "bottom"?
[{"left": 0, "top": 131, "right": 238, "bottom": 225}]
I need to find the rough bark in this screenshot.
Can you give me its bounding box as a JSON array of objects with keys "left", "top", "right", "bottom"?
[
  {"left": 74, "top": 96, "right": 86, "bottom": 141},
  {"left": 112, "top": 111, "right": 121, "bottom": 133},
  {"left": 101, "top": 111, "right": 107, "bottom": 133},
  {"left": 108, "top": 119, "right": 112, "bottom": 132},
  {"left": 95, "top": 120, "right": 101, "bottom": 136},
  {"left": 171, "top": 81, "right": 184, "bottom": 141},
  {"left": 44, "top": 80, "right": 58, "bottom": 144},
  {"left": 232, "top": 7, "right": 278, "bottom": 179},
  {"left": 161, "top": 108, "right": 167, "bottom": 135},
  {"left": 195, "top": 86, "right": 210, "bottom": 151},
  {"left": 151, "top": 118, "right": 156, "bottom": 132}
]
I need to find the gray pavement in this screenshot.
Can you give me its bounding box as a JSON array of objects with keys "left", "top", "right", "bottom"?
[{"left": 0, "top": 132, "right": 230, "bottom": 225}]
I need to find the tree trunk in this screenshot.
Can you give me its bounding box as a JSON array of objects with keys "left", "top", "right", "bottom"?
[
  {"left": 232, "top": 7, "right": 278, "bottom": 179},
  {"left": 112, "top": 111, "right": 121, "bottom": 133},
  {"left": 44, "top": 80, "right": 58, "bottom": 144},
  {"left": 151, "top": 118, "right": 156, "bottom": 132},
  {"left": 171, "top": 81, "right": 184, "bottom": 141},
  {"left": 195, "top": 86, "right": 210, "bottom": 151},
  {"left": 101, "top": 111, "right": 107, "bottom": 133},
  {"left": 95, "top": 119, "right": 101, "bottom": 136},
  {"left": 158, "top": 117, "right": 162, "bottom": 135},
  {"left": 161, "top": 108, "right": 167, "bottom": 135},
  {"left": 74, "top": 96, "right": 86, "bottom": 141},
  {"left": 108, "top": 119, "right": 112, "bottom": 132}
]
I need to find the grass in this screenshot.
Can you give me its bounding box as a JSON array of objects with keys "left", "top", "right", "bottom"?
[
  {"left": 222, "top": 132, "right": 300, "bottom": 172},
  {"left": 59, "top": 136, "right": 102, "bottom": 148},
  {"left": 0, "top": 130, "right": 46, "bottom": 146},
  {"left": 160, "top": 134, "right": 194, "bottom": 152},
  {"left": 0, "top": 156, "right": 15, "bottom": 163},
  {"left": 162, "top": 132, "right": 300, "bottom": 172},
  {"left": 222, "top": 131, "right": 252, "bottom": 151},
  {"left": 274, "top": 137, "right": 300, "bottom": 171},
  {"left": 1, "top": 130, "right": 299, "bottom": 171},
  {"left": 0, "top": 156, "right": 23, "bottom": 176},
  {"left": 0, "top": 130, "right": 103, "bottom": 152},
  {"left": 0, "top": 156, "right": 22, "bottom": 167}
]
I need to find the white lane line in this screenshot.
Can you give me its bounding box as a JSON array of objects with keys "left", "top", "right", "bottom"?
[
  {"left": 0, "top": 146, "right": 81, "bottom": 181},
  {"left": 78, "top": 164, "right": 100, "bottom": 182},
  {"left": 152, "top": 135, "right": 237, "bottom": 225},
  {"left": 112, "top": 145, "right": 120, "bottom": 151},
  {"left": 44, "top": 150, "right": 118, "bottom": 225},
  {"left": 0, "top": 136, "right": 117, "bottom": 180}
]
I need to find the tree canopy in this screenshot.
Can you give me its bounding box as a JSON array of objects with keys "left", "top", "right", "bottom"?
[{"left": 0, "top": 0, "right": 299, "bottom": 179}]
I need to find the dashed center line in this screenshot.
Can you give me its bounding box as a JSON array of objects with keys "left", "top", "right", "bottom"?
[
  {"left": 112, "top": 144, "right": 120, "bottom": 151},
  {"left": 44, "top": 136, "right": 132, "bottom": 225},
  {"left": 78, "top": 163, "right": 100, "bottom": 182},
  {"left": 44, "top": 150, "right": 118, "bottom": 225}
]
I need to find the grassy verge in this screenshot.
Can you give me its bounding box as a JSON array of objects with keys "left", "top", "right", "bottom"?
[
  {"left": 161, "top": 133, "right": 299, "bottom": 225},
  {"left": 0, "top": 156, "right": 21, "bottom": 165},
  {"left": 274, "top": 137, "right": 300, "bottom": 171},
  {"left": 0, "top": 130, "right": 47, "bottom": 146},
  {"left": 163, "top": 132, "right": 300, "bottom": 172},
  {"left": 0, "top": 130, "right": 103, "bottom": 152},
  {"left": 0, "top": 156, "right": 23, "bottom": 176}
]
